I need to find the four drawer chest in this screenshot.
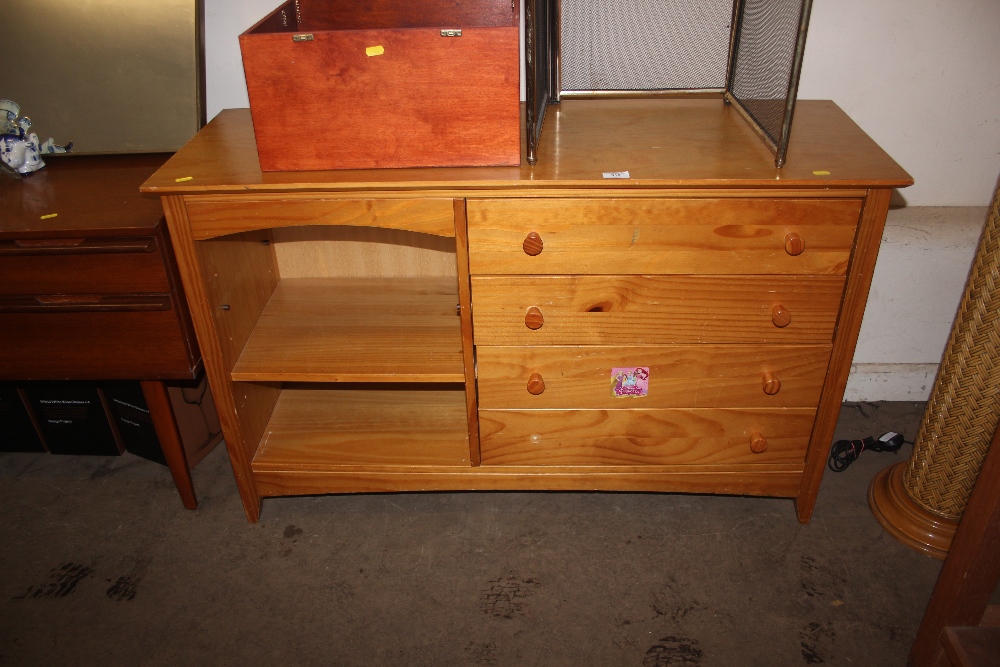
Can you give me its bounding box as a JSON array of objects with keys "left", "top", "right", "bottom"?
[{"left": 142, "top": 99, "right": 912, "bottom": 523}]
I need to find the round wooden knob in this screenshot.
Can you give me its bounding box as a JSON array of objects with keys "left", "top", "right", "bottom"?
[
  {"left": 771, "top": 304, "right": 792, "bottom": 328},
  {"left": 524, "top": 306, "right": 544, "bottom": 330},
  {"left": 750, "top": 432, "right": 768, "bottom": 453},
  {"left": 784, "top": 232, "right": 805, "bottom": 256},
  {"left": 762, "top": 372, "right": 781, "bottom": 395},
  {"left": 523, "top": 231, "right": 543, "bottom": 256},
  {"left": 527, "top": 373, "right": 545, "bottom": 395}
]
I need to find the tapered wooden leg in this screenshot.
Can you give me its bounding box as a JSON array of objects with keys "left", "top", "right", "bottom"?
[{"left": 141, "top": 380, "right": 197, "bottom": 510}]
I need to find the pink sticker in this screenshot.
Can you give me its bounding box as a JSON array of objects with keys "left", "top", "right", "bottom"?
[{"left": 611, "top": 367, "right": 649, "bottom": 398}]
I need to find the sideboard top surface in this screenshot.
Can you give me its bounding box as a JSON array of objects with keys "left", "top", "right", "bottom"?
[
  {"left": 142, "top": 99, "right": 912, "bottom": 195},
  {"left": 3, "top": 153, "right": 170, "bottom": 238}
]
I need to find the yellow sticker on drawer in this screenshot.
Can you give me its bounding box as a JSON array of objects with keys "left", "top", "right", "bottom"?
[
  {"left": 612, "top": 367, "right": 649, "bottom": 398},
  {"left": 366, "top": 45, "right": 385, "bottom": 57}
]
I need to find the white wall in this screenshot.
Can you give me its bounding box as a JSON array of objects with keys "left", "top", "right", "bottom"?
[
  {"left": 203, "top": 0, "right": 1000, "bottom": 402},
  {"left": 795, "top": 0, "right": 1000, "bottom": 399},
  {"left": 798, "top": 0, "right": 1000, "bottom": 207}
]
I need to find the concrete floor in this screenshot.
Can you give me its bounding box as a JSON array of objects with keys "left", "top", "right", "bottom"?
[{"left": 1, "top": 402, "right": 947, "bottom": 666}]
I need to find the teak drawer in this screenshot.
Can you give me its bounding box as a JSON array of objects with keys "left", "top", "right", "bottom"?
[
  {"left": 467, "top": 198, "right": 862, "bottom": 275},
  {"left": 0, "top": 237, "right": 170, "bottom": 295},
  {"left": 478, "top": 408, "right": 816, "bottom": 466},
  {"left": 471, "top": 275, "right": 845, "bottom": 345},
  {"left": 0, "top": 305, "right": 195, "bottom": 379},
  {"left": 476, "top": 345, "right": 833, "bottom": 409}
]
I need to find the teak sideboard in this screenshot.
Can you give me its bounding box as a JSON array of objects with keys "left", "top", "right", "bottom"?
[
  {"left": 0, "top": 154, "right": 219, "bottom": 508},
  {"left": 142, "top": 99, "right": 912, "bottom": 523}
]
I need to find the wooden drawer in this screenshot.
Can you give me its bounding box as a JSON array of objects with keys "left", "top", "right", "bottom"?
[
  {"left": 467, "top": 198, "right": 862, "bottom": 275},
  {"left": 0, "top": 236, "right": 170, "bottom": 295},
  {"left": 184, "top": 196, "right": 456, "bottom": 240},
  {"left": 471, "top": 275, "right": 845, "bottom": 345},
  {"left": 478, "top": 408, "right": 816, "bottom": 466},
  {"left": 0, "top": 305, "right": 197, "bottom": 380},
  {"left": 476, "top": 345, "right": 832, "bottom": 409}
]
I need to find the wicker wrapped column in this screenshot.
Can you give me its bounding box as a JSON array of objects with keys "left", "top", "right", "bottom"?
[{"left": 869, "top": 182, "right": 1000, "bottom": 559}]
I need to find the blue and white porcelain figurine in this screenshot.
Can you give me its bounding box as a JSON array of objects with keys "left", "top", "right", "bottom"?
[{"left": 0, "top": 99, "right": 72, "bottom": 176}]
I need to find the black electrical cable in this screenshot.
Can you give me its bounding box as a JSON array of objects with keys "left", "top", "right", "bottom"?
[{"left": 828, "top": 432, "right": 907, "bottom": 472}]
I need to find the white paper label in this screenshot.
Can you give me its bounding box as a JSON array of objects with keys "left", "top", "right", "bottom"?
[{"left": 602, "top": 171, "right": 630, "bottom": 179}]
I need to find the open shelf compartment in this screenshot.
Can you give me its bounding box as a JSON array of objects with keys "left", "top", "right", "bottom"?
[
  {"left": 232, "top": 277, "right": 465, "bottom": 383},
  {"left": 251, "top": 384, "right": 471, "bottom": 471}
]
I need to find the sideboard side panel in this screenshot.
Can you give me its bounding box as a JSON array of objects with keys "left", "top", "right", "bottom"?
[{"left": 796, "top": 188, "right": 893, "bottom": 522}]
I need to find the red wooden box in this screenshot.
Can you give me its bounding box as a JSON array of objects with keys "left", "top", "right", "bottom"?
[{"left": 239, "top": 0, "right": 521, "bottom": 171}]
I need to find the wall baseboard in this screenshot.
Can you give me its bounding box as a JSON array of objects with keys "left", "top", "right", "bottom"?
[{"left": 844, "top": 363, "right": 939, "bottom": 402}]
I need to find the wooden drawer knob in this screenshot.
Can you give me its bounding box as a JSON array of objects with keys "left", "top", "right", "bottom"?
[
  {"left": 771, "top": 304, "right": 792, "bottom": 328},
  {"left": 750, "top": 432, "right": 768, "bottom": 454},
  {"left": 784, "top": 232, "right": 806, "bottom": 256},
  {"left": 762, "top": 372, "right": 781, "bottom": 395},
  {"left": 523, "top": 231, "right": 543, "bottom": 256},
  {"left": 527, "top": 373, "right": 546, "bottom": 395},
  {"left": 525, "top": 306, "right": 544, "bottom": 330}
]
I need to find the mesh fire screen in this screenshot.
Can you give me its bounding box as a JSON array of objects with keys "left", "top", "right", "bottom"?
[
  {"left": 525, "top": 0, "right": 556, "bottom": 164},
  {"left": 560, "top": 0, "right": 733, "bottom": 92},
  {"left": 728, "top": 0, "right": 811, "bottom": 163},
  {"left": 525, "top": 0, "right": 813, "bottom": 168}
]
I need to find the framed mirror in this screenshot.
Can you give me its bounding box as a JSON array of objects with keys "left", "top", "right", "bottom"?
[{"left": 1, "top": 0, "right": 205, "bottom": 155}]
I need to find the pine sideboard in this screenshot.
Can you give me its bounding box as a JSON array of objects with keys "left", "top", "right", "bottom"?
[{"left": 142, "top": 99, "right": 912, "bottom": 523}]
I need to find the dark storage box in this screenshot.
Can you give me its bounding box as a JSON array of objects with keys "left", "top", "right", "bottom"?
[
  {"left": 23, "top": 382, "right": 122, "bottom": 456},
  {"left": 239, "top": 0, "right": 521, "bottom": 171},
  {"left": 103, "top": 377, "right": 222, "bottom": 468},
  {"left": 103, "top": 382, "right": 165, "bottom": 464},
  {"left": 0, "top": 382, "right": 46, "bottom": 453}
]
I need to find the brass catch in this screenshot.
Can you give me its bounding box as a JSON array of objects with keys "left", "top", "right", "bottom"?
[
  {"left": 440, "top": 29, "right": 462, "bottom": 37},
  {"left": 292, "top": 33, "right": 314, "bottom": 42}
]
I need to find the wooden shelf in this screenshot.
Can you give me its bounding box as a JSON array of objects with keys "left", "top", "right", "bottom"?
[
  {"left": 251, "top": 386, "right": 470, "bottom": 470},
  {"left": 232, "top": 277, "right": 465, "bottom": 382}
]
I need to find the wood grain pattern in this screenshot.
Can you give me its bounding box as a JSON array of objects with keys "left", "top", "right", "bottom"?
[
  {"left": 161, "top": 196, "right": 266, "bottom": 521},
  {"left": 795, "top": 188, "right": 894, "bottom": 523},
  {"left": 0, "top": 238, "right": 168, "bottom": 295},
  {"left": 471, "top": 275, "right": 845, "bottom": 345},
  {"left": 475, "top": 345, "right": 832, "bottom": 409},
  {"left": 231, "top": 277, "right": 464, "bottom": 382},
  {"left": 271, "top": 226, "right": 456, "bottom": 279},
  {"left": 145, "top": 99, "right": 910, "bottom": 522},
  {"left": 467, "top": 197, "right": 861, "bottom": 275},
  {"left": 286, "top": 0, "right": 518, "bottom": 31},
  {"left": 141, "top": 380, "right": 197, "bottom": 510},
  {"left": 186, "top": 197, "right": 456, "bottom": 240},
  {"left": 479, "top": 408, "right": 816, "bottom": 466},
  {"left": 195, "top": 230, "right": 279, "bottom": 375},
  {"left": 139, "top": 102, "right": 912, "bottom": 195},
  {"left": 453, "top": 199, "right": 482, "bottom": 466},
  {"left": 251, "top": 387, "right": 470, "bottom": 470},
  {"left": 239, "top": 26, "right": 519, "bottom": 170},
  {"left": 2, "top": 154, "right": 169, "bottom": 237},
  {"left": 253, "top": 467, "right": 803, "bottom": 498},
  {"left": 0, "top": 309, "right": 196, "bottom": 380}
]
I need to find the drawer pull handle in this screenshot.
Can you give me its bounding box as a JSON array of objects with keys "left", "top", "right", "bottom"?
[
  {"left": 784, "top": 232, "right": 806, "bottom": 256},
  {"left": 522, "top": 231, "right": 543, "bottom": 256},
  {"left": 762, "top": 372, "right": 781, "bottom": 395},
  {"left": 771, "top": 304, "right": 792, "bottom": 328},
  {"left": 527, "top": 373, "right": 546, "bottom": 395},
  {"left": 2, "top": 237, "right": 155, "bottom": 255},
  {"left": 14, "top": 238, "right": 85, "bottom": 248},
  {"left": 0, "top": 293, "right": 171, "bottom": 313},
  {"left": 524, "top": 306, "right": 544, "bottom": 330},
  {"left": 750, "top": 432, "right": 768, "bottom": 454}
]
